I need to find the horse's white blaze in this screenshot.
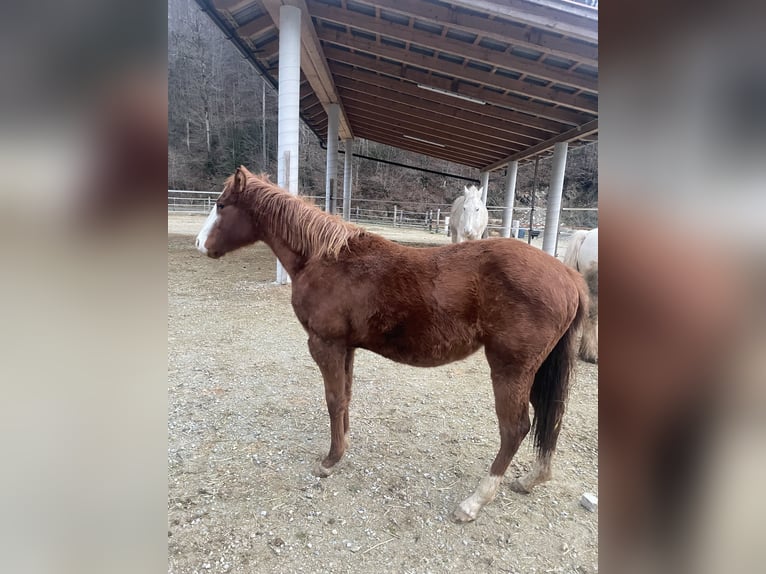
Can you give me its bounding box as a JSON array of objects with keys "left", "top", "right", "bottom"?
[
  {"left": 195, "top": 205, "right": 219, "bottom": 255},
  {"left": 457, "top": 474, "right": 503, "bottom": 520}
]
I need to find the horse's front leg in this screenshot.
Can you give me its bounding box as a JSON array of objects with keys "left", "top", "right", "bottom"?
[
  {"left": 343, "top": 348, "right": 356, "bottom": 450},
  {"left": 307, "top": 335, "right": 349, "bottom": 477}
]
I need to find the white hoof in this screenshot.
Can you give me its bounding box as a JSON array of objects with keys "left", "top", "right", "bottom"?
[
  {"left": 452, "top": 505, "right": 477, "bottom": 523},
  {"left": 510, "top": 478, "right": 532, "bottom": 494}
]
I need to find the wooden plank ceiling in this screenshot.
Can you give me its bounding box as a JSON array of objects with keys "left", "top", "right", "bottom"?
[{"left": 196, "top": 0, "right": 598, "bottom": 170}]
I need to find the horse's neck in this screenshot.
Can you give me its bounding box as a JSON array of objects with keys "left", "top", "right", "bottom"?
[
  {"left": 252, "top": 193, "right": 309, "bottom": 278},
  {"left": 263, "top": 233, "right": 307, "bottom": 279}
]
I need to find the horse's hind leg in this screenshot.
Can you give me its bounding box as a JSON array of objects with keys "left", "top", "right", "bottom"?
[
  {"left": 307, "top": 335, "right": 349, "bottom": 477},
  {"left": 510, "top": 376, "right": 560, "bottom": 494},
  {"left": 454, "top": 358, "right": 532, "bottom": 522},
  {"left": 510, "top": 452, "right": 553, "bottom": 494}
]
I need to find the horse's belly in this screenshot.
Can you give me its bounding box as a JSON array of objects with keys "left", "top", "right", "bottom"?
[{"left": 363, "top": 331, "right": 482, "bottom": 367}]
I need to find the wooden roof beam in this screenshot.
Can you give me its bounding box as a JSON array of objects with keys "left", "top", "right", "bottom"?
[
  {"left": 351, "top": 130, "right": 496, "bottom": 165},
  {"left": 350, "top": 0, "right": 597, "bottom": 67},
  {"left": 309, "top": 2, "right": 596, "bottom": 93},
  {"left": 350, "top": 129, "right": 495, "bottom": 168},
  {"left": 212, "top": 0, "right": 254, "bottom": 12},
  {"left": 346, "top": 115, "right": 517, "bottom": 161},
  {"left": 483, "top": 119, "right": 598, "bottom": 170},
  {"left": 330, "top": 65, "right": 563, "bottom": 137},
  {"left": 341, "top": 100, "right": 525, "bottom": 154},
  {"left": 337, "top": 87, "right": 540, "bottom": 149},
  {"left": 322, "top": 47, "right": 593, "bottom": 125},
  {"left": 318, "top": 30, "right": 597, "bottom": 114},
  {"left": 345, "top": 123, "right": 504, "bottom": 162},
  {"left": 449, "top": 0, "right": 598, "bottom": 44},
  {"left": 237, "top": 13, "right": 275, "bottom": 38}
]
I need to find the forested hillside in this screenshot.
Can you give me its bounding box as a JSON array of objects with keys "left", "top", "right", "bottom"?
[{"left": 168, "top": 0, "right": 597, "bottom": 214}]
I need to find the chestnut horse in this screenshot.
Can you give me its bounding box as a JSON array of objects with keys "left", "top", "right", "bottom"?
[{"left": 196, "top": 167, "right": 588, "bottom": 522}]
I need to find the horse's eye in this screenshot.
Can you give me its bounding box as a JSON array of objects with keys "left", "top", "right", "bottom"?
[
  {"left": 476, "top": 208, "right": 480, "bottom": 212},
  {"left": 217, "top": 203, "right": 224, "bottom": 210}
]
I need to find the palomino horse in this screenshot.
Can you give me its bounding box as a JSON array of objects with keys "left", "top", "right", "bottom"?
[
  {"left": 449, "top": 185, "right": 488, "bottom": 243},
  {"left": 196, "top": 167, "right": 588, "bottom": 522},
  {"left": 563, "top": 229, "right": 598, "bottom": 363}
]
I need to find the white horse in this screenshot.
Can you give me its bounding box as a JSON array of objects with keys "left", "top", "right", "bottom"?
[
  {"left": 449, "top": 185, "right": 488, "bottom": 243},
  {"left": 563, "top": 228, "right": 598, "bottom": 363},
  {"left": 563, "top": 228, "right": 598, "bottom": 272}
]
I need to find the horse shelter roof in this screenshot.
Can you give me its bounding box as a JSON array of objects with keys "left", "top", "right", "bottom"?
[{"left": 194, "top": 0, "right": 598, "bottom": 171}]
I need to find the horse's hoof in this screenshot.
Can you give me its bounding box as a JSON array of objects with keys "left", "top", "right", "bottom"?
[
  {"left": 312, "top": 461, "right": 334, "bottom": 478},
  {"left": 452, "top": 507, "right": 476, "bottom": 523},
  {"left": 510, "top": 478, "right": 532, "bottom": 494}
]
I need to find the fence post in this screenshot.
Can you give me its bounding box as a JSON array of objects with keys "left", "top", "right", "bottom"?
[
  {"left": 435, "top": 208, "right": 440, "bottom": 234},
  {"left": 393, "top": 205, "right": 397, "bottom": 227}
]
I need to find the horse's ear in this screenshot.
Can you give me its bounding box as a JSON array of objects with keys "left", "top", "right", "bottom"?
[
  {"left": 463, "top": 185, "right": 470, "bottom": 195},
  {"left": 233, "top": 166, "right": 248, "bottom": 193}
]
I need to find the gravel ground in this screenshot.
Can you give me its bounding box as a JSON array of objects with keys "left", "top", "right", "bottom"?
[{"left": 168, "top": 216, "right": 597, "bottom": 574}]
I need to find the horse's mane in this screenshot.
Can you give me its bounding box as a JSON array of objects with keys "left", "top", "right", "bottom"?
[{"left": 238, "top": 173, "right": 366, "bottom": 259}]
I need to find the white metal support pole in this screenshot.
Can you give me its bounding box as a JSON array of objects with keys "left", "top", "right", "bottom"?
[
  {"left": 479, "top": 171, "right": 489, "bottom": 203},
  {"left": 480, "top": 171, "right": 489, "bottom": 237},
  {"left": 342, "top": 139, "right": 353, "bottom": 221},
  {"left": 542, "top": 142, "right": 568, "bottom": 255},
  {"left": 501, "top": 161, "right": 518, "bottom": 238},
  {"left": 325, "top": 103, "right": 339, "bottom": 214},
  {"left": 275, "top": 4, "right": 301, "bottom": 284}
]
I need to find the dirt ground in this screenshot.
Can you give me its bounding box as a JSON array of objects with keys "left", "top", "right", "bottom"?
[{"left": 168, "top": 215, "right": 597, "bottom": 574}]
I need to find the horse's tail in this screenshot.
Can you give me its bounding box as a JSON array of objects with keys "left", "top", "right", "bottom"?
[
  {"left": 562, "top": 230, "right": 587, "bottom": 270},
  {"left": 529, "top": 270, "right": 588, "bottom": 458}
]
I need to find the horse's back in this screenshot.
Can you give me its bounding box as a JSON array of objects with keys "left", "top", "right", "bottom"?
[{"left": 479, "top": 239, "right": 578, "bottom": 294}]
